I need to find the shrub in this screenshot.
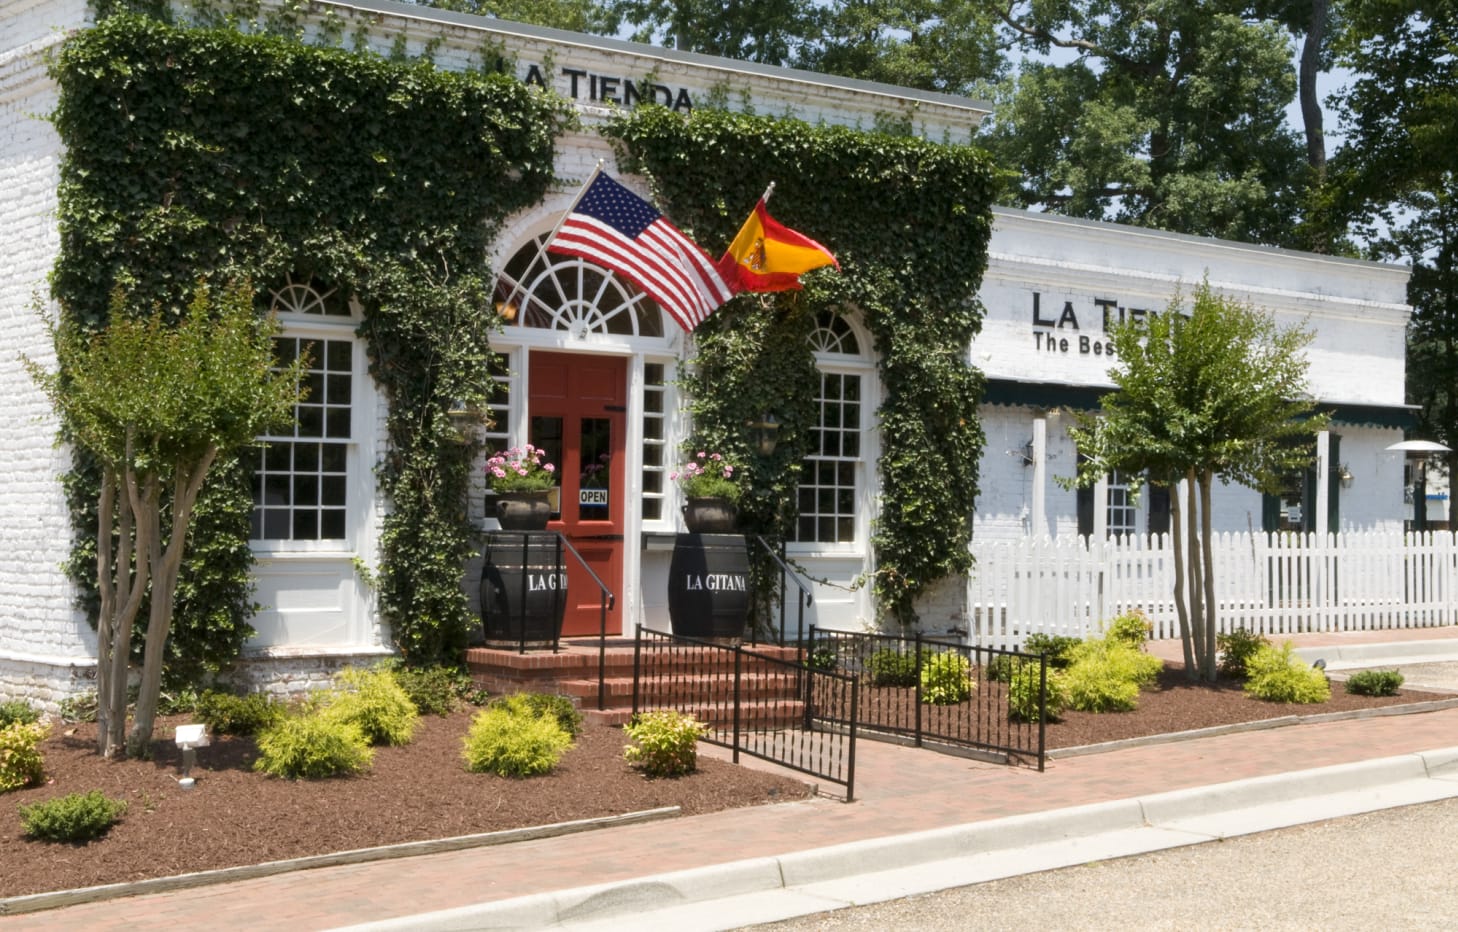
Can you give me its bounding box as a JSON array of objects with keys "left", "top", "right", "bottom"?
[
  {"left": 254, "top": 714, "right": 374, "bottom": 779},
  {"left": 0, "top": 721, "right": 50, "bottom": 793},
  {"left": 58, "top": 691, "right": 97, "bottom": 724},
  {"left": 0, "top": 700, "right": 40, "bottom": 730},
  {"left": 920, "top": 650, "right": 974, "bottom": 705},
  {"left": 1345, "top": 669, "right": 1405, "bottom": 697},
  {"left": 391, "top": 665, "right": 479, "bottom": 716},
  {"left": 623, "top": 710, "right": 706, "bottom": 777},
  {"left": 1063, "top": 659, "right": 1141, "bottom": 713},
  {"left": 323, "top": 668, "right": 419, "bottom": 746},
  {"left": 1007, "top": 661, "right": 1067, "bottom": 723},
  {"left": 1217, "top": 627, "right": 1271, "bottom": 679},
  {"left": 1103, "top": 610, "right": 1153, "bottom": 649},
  {"left": 1068, "top": 637, "right": 1163, "bottom": 689},
  {"left": 462, "top": 705, "right": 573, "bottom": 777},
  {"left": 18, "top": 790, "right": 127, "bottom": 842},
  {"left": 1021, "top": 634, "right": 1082, "bottom": 670},
  {"left": 864, "top": 647, "right": 919, "bottom": 687},
  {"left": 1244, "top": 642, "right": 1332, "bottom": 704},
  {"left": 985, "top": 653, "right": 1017, "bottom": 683},
  {"left": 196, "top": 689, "right": 287, "bottom": 736},
  {"left": 489, "top": 693, "right": 584, "bottom": 739},
  {"left": 806, "top": 646, "right": 839, "bottom": 672}
]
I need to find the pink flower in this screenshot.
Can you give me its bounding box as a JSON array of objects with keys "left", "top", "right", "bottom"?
[{"left": 543, "top": 463, "right": 555, "bottom": 473}]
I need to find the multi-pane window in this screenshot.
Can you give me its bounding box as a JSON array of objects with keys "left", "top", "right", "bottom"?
[
  {"left": 1106, "top": 470, "right": 1137, "bottom": 537},
  {"left": 253, "top": 337, "right": 353, "bottom": 540},
  {"left": 796, "top": 371, "right": 863, "bottom": 544},
  {"left": 641, "top": 362, "right": 668, "bottom": 521}
]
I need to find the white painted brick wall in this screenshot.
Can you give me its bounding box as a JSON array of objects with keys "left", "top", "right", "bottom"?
[{"left": 0, "top": 0, "right": 97, "bottom": 708}]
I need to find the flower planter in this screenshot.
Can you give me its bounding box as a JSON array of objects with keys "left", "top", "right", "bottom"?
[
  {"left": 495, "top": 490, "right": 552, "bottom": 531},
  {"left": 479, "top": 531, "right": 566, "bottom": 650},
  {"left": 667, "top": 532, "right": 751, "bottom": 643},
  {"left": 682, "top": 497, "right": 738, "bottom": 533}
]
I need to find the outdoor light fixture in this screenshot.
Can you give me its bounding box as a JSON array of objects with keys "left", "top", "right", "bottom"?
[
  {"left": 174, "top": 724, "right": 210, "bottom": 789},
  {"left": 747, "top": 413, "right": 780, "bottom": 457},
  {"left": 1338, "top": 465, "right": 1354, "bottom": 489},
  {"left": 494, "top": 300, "right": 519, "bottom": 322}
]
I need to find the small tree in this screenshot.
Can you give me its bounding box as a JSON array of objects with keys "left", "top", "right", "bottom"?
[
  {"left": 1068, "top": 282, "right": 1326, "bottom": 681},
  {"left": 27, "top": 281, "right": 303, "bottom": 757}
]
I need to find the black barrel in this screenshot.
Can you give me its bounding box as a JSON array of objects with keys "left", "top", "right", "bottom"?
[
  {"left": 480, "top": 532, "right": 567, "bottom": 650},
  {"left": 667, "top": 533, "right": 751, "bottom": 641}
]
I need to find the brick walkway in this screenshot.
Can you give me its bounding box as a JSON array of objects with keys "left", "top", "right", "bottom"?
[{"left": 5, "top": 625, "right": 1458, "bottom": 931}]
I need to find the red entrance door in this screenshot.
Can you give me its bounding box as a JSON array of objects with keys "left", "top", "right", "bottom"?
[{"left": 528, "top": 352, "right": 626, "bottom": 637}]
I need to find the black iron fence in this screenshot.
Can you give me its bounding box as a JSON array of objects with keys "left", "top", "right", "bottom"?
[
  {"left": 632, "top": 626, "right": 859, "bottom": 801},
  {"left": 808, "top": 627, "right": 1048, "bottom": 770}
]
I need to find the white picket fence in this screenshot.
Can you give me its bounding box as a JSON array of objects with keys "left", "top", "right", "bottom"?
[{"left": 968, "top": 531, "right": 1458, "bottom": 651}]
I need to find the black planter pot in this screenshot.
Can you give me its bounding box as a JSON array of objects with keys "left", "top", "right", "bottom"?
[
  {"left": 479, "top": 531, "right": 566, "bottom": 650},
  {"left": 667, "top": 533, "right": 751, "bottom": 642}
]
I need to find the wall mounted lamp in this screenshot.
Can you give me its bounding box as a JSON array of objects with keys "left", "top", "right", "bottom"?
[
  {"left": 1338, "top": 464, "right": 1354, "bottom": 489},
  {"left": 746, "top": 413, "right": 780, "bottom": 457}
]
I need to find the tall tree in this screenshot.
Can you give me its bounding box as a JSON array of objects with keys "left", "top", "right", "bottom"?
[
  {"left": 605, "top": 0, "right": 819, "bottom": 64},
  {"left": 27, "top": 282, "right": 302, "bottom": 758},
  {"left": 403, "top": 1, "right": 616, "bottom": 34},
  {"left": 1068, "top": 283, "right": 1325, "bottom": 680},
  {"left": 1327, "top": 1, "right": 1458, "bottom": 510},
  {"left": 980, "top": 1, "right": 1309, "bottom": 244}
]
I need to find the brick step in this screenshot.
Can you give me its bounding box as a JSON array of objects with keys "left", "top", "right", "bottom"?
[
  {"left": 584, "top": 699, "right": 809, "bottom": 729},
  {"left": 556, "top": 673, "right": 804, "bottom": 702}
]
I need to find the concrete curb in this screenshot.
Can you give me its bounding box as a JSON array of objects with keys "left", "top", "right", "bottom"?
[
  {"left": 1292, "top": 640, "right": 1458, "bottom": 669},
  {"left": 332, "top": 746, "right": 1458, "bottom": 932}
]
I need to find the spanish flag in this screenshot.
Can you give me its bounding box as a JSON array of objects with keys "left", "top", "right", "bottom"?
[{"left": 717, "top": 196, "right": 839, "bottom": 294}]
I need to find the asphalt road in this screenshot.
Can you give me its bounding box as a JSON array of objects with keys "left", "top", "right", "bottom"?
[{"left": 748, "top": 771, "right": 1458, "bottom": 932}]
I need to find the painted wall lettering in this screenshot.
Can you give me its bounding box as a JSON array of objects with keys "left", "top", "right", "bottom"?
[
  {"left": 680, "top": 573, "right": 748, "bottom": 592},
  {"left": 524, "top": 64, "right": 693, "bottom": 111}
]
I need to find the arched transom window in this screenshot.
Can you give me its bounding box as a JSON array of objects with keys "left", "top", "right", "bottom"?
[{"left": 494, "top": 234, "right": 665, "bottom": 339}]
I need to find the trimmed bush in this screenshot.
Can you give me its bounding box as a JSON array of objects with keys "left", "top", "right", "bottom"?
[
  {"left": 392, "top": 665, "right": 478, "bottom": 715},
  {"left": 623, "top": 710, "right": 706, "bottom": 777},
  {"left": 1007, "top": 661, "right": 1067, "bottom": 723},
  {"left": 1068, "top": 637, "right": 1163, "bottom": 689},
  {"left": 1063, "top": 659, "right": 1141, "bottom": 712},
  {"left": 254, "top": 714, "right": 374, "bottom": 779},
  {"left": 864, "top": 648, "right": 919, "bottom": 687},
  {"left": 1345, "top": 669, "right": 1405, "bottom": 697},
  {"left": 324, "top": 668, "right": 419, "bottom": 746},
  {"left": 806, "top": 646, "right": 839, "bottom": 671},
  {"left": 196, "top": 689, "right": 287, "bottom": 736},
  {"left": 920, "top": 650, "right": 974, "bottom": 705},
  {"left": 1244, "top": 642, "right": 1332, "bottom": 704},
  {"left": 19, "top": 790, "right": 127, "bottom": 842},
  {"left": 1021, "top": 634, "right": 1082, "bottom": 670},
  {"left": 462, "top": 705, "right": 573, "bottom": 777},
  {"left": 0, "top": 721, "right": 50, "bottom": 793},
  {"left": 1103, "top": 610, "right": 1153, "bottom": 649},
  {"left": 58, "top": 691, "right": 97, "bottom": 724},
  {"left": 0, "top": 700, "right": 40, "bottom": 730},
  {"left": 1217, "top": 627, "right": 1271, "bottom": 679},
  {"left": 490, "top": 693, "right": 584, "bottom": 739}
]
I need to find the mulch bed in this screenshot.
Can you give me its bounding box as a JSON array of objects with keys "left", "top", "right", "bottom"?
[{"left": 2, "top": 666, "right": 1451, "bottom": 901}]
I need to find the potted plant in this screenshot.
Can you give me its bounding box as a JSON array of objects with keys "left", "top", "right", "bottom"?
[
  {"left": 672, "top": 451, "right": 741, "bottom": 533},
  {"left": 485, "top": 445, "right": 557, "bottom": 530}
]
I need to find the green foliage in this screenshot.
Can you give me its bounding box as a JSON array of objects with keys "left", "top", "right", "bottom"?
[
  {"left": 1007, "top": 661, "right": 1066, "bottom": 723},
  {"left": 483, "top": 445, "right": 558, "bottom": 493},
  {"left": 18, "top": 791, "right": 128, "bottom": 843},
  {"left": 806, "top": 646, "right": 839, "bottom": 672},
  {"left": 1021, "top": 634, "right": 1082, "bottom": 670},
  {"left": 1069, "top": 638, "right": 1163, "bottom": 690},
  {"left": 490, "top": 693, "right": 584, "bottom": 739},
  {"left": 1345, "top": 669, "right": 1405, "bottom": 698},
  {"left": 1244, "top": 642, "right": 1332, "bottom": 704},
  {"left": 323, "top": 668, "right": 420, "bottom": 746},
  {"left": 864, "top": 648, "right": 919, "bottom": 687},
  {"left": 670, "top": 452, "right": 742, "bottom": 504},
  {"left": 1103, "top": 611, "right": 1153, "bottom": 649},
  {"left": 623, "top": 710, "right": 706, "bottom": 777},
  {"left": 1217, "top": 628, "right": 1272, "bottom": 679},
  {"left": 608, "top": 106, "right": 994, "bottom": 625},
  {"left": 1062, "top": 636, "right": 1163, "bottom": 713},
  {"left": 254, "top": 713, "right": 375, "bottom": 779},
  {"left": 391, "top": 665, "right": 483, "bottom": 716},
  {"left": 50, "top": 12, "right": 565, "bottom": 671},
  {"left": 920, "top": 650, "right": 974, "bottom": 705},
  {"left": 462, "top": 705, "right": 574, "bottom": 777},
  {"left": 195, "top": 689, "right": 287, "bottom": 736},
  {"left": 0, "top": 721, "right": 51, "bottom": 793},
  {"left": 0, "top": 701, "right": 40, "bottom": 730},
  {"left": 58, "top": 691, "right": 98, "bottom": 724}
]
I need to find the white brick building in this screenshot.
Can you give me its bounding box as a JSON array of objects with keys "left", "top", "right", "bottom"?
[{"left": 0, "top": 0, "right": 1412, "bottom": 707}]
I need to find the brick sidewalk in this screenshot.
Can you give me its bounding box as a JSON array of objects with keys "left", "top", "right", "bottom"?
[{"left": 6, "top": 627, "right": 1458, "bottom": 931}]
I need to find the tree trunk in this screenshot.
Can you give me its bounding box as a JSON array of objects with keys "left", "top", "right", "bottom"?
[
  {"left": 1169, "top": 478, "right": 1196, "bottom": 679},
  {"left": 128, "top": 449, "right": 216, "bottom": 757},
  {"left": 1299, "top": 0, "right": 1329, "bottom": 178},
  {"left": 1185, "top": 471, "right": 1206, "bottom": 678},
  {"left": 1200, "top": 470, "right": 1219, "bottom": 681},
  {"left": 99, "top": 462, "right": 153, "bottom": 758}
]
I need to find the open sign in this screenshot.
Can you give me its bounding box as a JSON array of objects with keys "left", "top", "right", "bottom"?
[{"left": 579, "top": 488, "right": 609, "bottom": 506}]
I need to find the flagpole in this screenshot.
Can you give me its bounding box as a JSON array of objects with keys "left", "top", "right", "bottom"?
[
  {"left": 543, "top": 159, "right": 604, "bottom": 249},
  {"left": 761, "top": 181, "right": 775, "bottom": 204}
]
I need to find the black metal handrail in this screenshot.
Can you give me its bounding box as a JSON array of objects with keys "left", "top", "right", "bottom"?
[
  {"left": 552, "top": 533, "right": 616, "bottom": 711},
  {"left": 754, "top": 535, "right": 814, "bottom": 647}
]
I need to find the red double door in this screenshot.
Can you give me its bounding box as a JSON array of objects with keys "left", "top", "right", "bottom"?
[{"left": 527, "top": 352, "right": 626, "bottom": 637}]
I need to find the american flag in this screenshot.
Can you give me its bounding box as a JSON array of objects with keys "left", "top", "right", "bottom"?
[{"left": 547, "top": 169, "right": 733, "bottom": 332}]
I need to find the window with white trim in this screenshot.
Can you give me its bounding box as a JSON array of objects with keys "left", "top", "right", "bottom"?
[
  {"left": 794, "top": 313, "right": 870, "bottom": 546},
  {"left": 251, "top": 275, "right": 357, "bottom": 543},
  {"left": 641, "top": 361, "right": 670, "bottom": 521},
  {"left": 1106, "top": 469, "right": 1137, "bottom": 537}
]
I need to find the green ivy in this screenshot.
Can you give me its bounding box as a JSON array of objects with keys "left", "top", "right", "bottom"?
[
  {"left": 606, "top": 108, "right": 993, "bottom": 623},
  {"left": 49, "top": 12, "right": 565, "bottom": 669}
]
